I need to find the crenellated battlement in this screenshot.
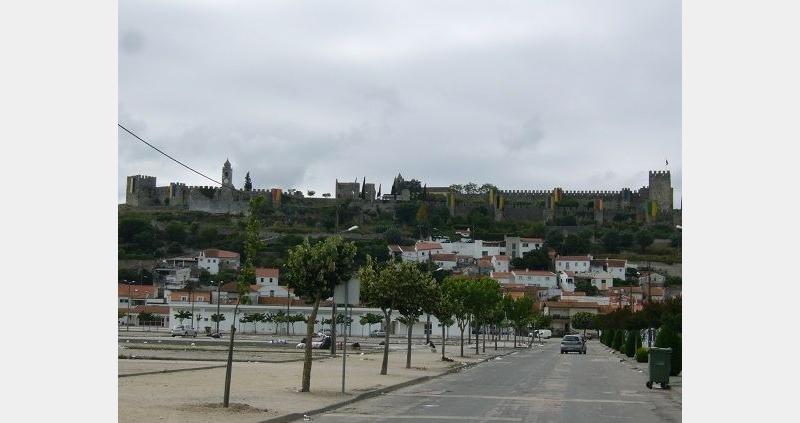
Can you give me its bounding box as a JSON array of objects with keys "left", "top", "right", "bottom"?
[{"left": 649, "top": 170, "right": 670, "bottom": 177}]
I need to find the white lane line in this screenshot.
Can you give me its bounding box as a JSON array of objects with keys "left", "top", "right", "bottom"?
[
  {"left": 323, "top": 414, "right": 521, "bottom": 421},
  {"left": 388, "top": 393, "right": 645, "bottom": 405}
]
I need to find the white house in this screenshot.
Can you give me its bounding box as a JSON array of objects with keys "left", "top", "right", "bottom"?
[
  {"left": 511, "top": 270, "right": 558, "bottom": 288},
  {"left": 388, "top": 242, "right": 444, "bottom": 263},
  {"left": 590, "top": 258, "right": 627, "bottom": 280},
  {"left": 558, "top": 271, "right": 577, "bottom": 292},
  {"left": 504, "top": 236, "right": 543, "bottom": 259},
  {"left": 254, "top": 268, "right": 291, "bottom": 297},
  {"left": 491, "top": 255, "right": 510, "bottom": 273},
  {"left": 197, "top": 249, "right": 240, "bottom": 275},
  {"left": 431, "top": 253, "right": 458, "bottom": 270},
  {"left": 638, "top": 271, "right": 667, "bottom": 286},
  {"left": 555, "top": 255, "right": 593, "bottom": 273}
]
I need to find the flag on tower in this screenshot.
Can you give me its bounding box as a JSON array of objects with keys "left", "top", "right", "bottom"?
[{"left": 665, "top": 159, "right": 669, "bottom": 166}]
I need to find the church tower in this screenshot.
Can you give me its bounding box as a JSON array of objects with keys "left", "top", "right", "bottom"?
[{"left": 222, "top": 159, "right": 233, "bottom": 188}]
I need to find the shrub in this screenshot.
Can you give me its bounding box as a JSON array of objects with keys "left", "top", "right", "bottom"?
[
  {"left": 635, "top": 347, "right": 649, "bottom": 363},
  {"left": 624, "top": 330, "right": 640, "bottom": 357},
  {"left": 612, "top": 330, "right": 624, "bottom": 351}
]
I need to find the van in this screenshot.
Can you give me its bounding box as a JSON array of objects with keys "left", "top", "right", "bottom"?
[{"left": 535, "top": 329, "right": 552, "bottom": 339}]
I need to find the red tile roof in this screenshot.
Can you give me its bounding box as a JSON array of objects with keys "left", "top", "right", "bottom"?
[
  {"left": 491, "top": 272, "right": 514, "bottom": 278},
  {"left": 431, "top": 253, "right": 458, "bottom": 262},
  {"left": 220, "top": 281, "right": 259, "bottom": 293},
  {"left": 493, "top": 255, "right": 510, "bottom": 261},
  {"left": 415, "top": 242, "right": 443, "bottom": 251},
  {"left": 388, "top": 245, "right": 403, "bottom": 253},
  {"left": 255, "top": 268, "right": 279, "bottom": 278},
  {"left": 202, "top": 249, "right": 240, "bottom": 259},
  {"left": 118, "top": 283, "right": 157, "bottom": 299}
]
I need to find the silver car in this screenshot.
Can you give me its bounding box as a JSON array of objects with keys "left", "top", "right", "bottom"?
[
  {"left": 171, "top": 325, "right": 198, "bottom": 337},
  {"left": 560, "top": 335, "right": 586, "bottom": 354}
]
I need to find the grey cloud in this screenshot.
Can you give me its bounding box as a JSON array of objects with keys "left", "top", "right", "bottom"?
[{"left": 119, "top": 0, "right": 681, "bottom": 203}]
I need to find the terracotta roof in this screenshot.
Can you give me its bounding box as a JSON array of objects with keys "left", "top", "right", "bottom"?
[
  {"left": 431, "top": 253, "right": 458, "bottom": 262},
  {"left": 478, "top": 259, "right": 493, "bottom": 268},
  {"left": 493, "top": 255, "right": 510, "bottom": 261},
  {"left": 556, "top": 255, "right": 592, "bottom": 261},
  {"left": 415, "top": 242, "right": 443, "bottom": 251},
  {"left": 491, "top": 272, "right": 514, "bottom": 278},
  {"left": 513, "top": 270, "right": 556, "bottom": 277},
  {"left": 255, "top": 268, "right": 279, "bottom": 278},
  {"left": 202, "top": 249, "right": 240, "bottom": 259},
  {"left": 388, "top": 245, "right": 403, "bottom": 253},
  {"left": 456, "top": 255, "right": 474, "bottom": 261},
  {"left": 118, "top": 283, "right": 157, "bottom": 299}
]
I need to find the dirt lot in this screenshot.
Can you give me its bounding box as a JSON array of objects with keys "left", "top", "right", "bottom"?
[{"left": 119, "top": 345, "right": 514, "bottom": 423}]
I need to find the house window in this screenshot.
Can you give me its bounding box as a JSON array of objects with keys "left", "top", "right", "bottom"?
[
  {"left": 197, "top": 296, "right": 204, "bottom": 302},
  {"left": 270, "top": 290, "right": 275, "bottom": 297},
  {"left": 180, "top": 296, "right": 188, "bottom": 301},
  {"left": 522, "top": 243, "right": 528, "bottom": 247},
  {"left": 482, "top": 251, "right": 488, "bottom": 256}
]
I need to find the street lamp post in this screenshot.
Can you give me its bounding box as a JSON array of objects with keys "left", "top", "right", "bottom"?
[
  {"left": 331, "top": 225, "right": 359, "bottom": 356},
  {"left": 338, "top": 225, "right": 358, "bottom": 392}
]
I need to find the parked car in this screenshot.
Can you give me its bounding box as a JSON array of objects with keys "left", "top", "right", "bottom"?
[
  {"left": 560, "top": 335, "right": 587, "bottom": 354},
  {"left": 535, "top": 329, "right": 552, "bottom": 339},
  {"left": 171, "top": 325, "right": 198, "bottom": 337},
  {"left": 370, "top": 329, "right": 387, "bottom": 338}
]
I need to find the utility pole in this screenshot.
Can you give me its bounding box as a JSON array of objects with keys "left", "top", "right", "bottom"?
[{"left": 215, "top": 280, "right": 221, "bottom": 334}]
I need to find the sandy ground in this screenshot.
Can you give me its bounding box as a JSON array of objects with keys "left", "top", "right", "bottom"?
[{"left": 119, "top": 344, "right": 516, "bottom": 423}]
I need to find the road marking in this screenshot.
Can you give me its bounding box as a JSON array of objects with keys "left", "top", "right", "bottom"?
[
  {"left": 388, "top": 393, "right": 646, "bottom": 405},
  {"left": 323, "top": 414, "right": 521, "bottom": 421}
]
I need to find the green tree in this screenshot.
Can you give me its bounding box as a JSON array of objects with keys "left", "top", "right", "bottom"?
[
  {"left": 359, "top": 258, "right": 432, "bottom": 374},
  {"left": 285, "top": 236, "right": 357, "bottom": 391},
  {"left": 211, "top": 313, "right": 226, "bottom": 326},
  {"left": 223, "top": 197, "right": 264, "bottom": 407},
  {"left": 396, "top": 269, "right": 437, "bottom": 368},
  {"left": 510, "top": 247, "right": 551, "bottom": 271},
  {"left": 602, "top": 229, "right": 622, "bottom": 253},
  {"left": 244, "top": 172, "right": 252, "bottom": 191},
  {"left": 164, "top": 221, "right": 188, "bottom": 244},
  {"left": 359, "top": 313, "right": 384, "bottom": 335},
  {"left": 198, "top": 269, "right": 212, "bottom": 285},
  {"left": 415, "top": 202, "right": 429, "bottom": 224},
  {"left": 137, "top": 312, "right": 156, "bottom": 325},
  {"left": 571, "top": 312, "right": 596, "bottom": 336},
  {"left": 429, "top": 285, "right": 455, "bottom": 359},
  {"left": 624, "top": 329, "right": 640, "bottom": 357},
  {"left": 506, "top": 296, "right": 534, "bottom": 348},
  {"left": 545, "top": 229, "right": 564, "bottom": 251},
  {"left": 612, "top": 330, "right": 625, "bottom": 351},
  {"left": 636, "top": 230, "right": 655, "bottom": 252},
  {"left": 174, "top": 310, "right": 192, "bottom": 326},
  {"left": 574, "top": 280, "right": 599, "bottom": 296}
]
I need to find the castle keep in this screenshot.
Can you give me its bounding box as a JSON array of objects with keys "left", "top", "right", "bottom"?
[
  {"left": 126, "top": 161, "right": 676, "bottom": 223},
  {"left": 126, "top": 160, "right": 282, "bottom": 214}
]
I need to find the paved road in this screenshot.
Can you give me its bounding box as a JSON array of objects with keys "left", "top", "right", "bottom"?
[{"left": 294, "top": 340, "right": 681, "bottom": 423}]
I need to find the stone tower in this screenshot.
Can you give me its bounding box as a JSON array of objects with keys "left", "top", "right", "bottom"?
[
  {"left": 648, "top": 170, "right": 673, "bottom": 212},
  {"left": 222, "top": 159, "right": 233, "bottom": 188}
]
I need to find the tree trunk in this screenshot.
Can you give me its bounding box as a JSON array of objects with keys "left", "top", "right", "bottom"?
[
  {"left": 482, "top": 328, "right": 486, "bottom": 353},
  {"left": 381, "top": 310, "right": 391, "bottom": 375},
  {"left": 494, "top": 324, "right": 498, "bottom": 351},
  {"left": 223, "top": 303, "right": 240, "bottom": 407},
  {"left": 301, "top": 298, "right": 321, "bottom": 392},
  {"left": 514, "top": 329, "right": 517, "bottom": 348},
  {"left": 441, "top": 324, "right": 446, "bottom": 360},
  {"left": 475, "top": 322, "right": 479, "bottom": 355},
  {"left": 459, "top": 325, "right": 465, "bottom": 357},
  {"left": 406, "top": 319, "right": 413, "bottom": 369}
]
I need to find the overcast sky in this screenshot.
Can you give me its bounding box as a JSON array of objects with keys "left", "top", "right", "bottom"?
[{"left": 119, "top": 0, "right": 681, "bottom": 206}]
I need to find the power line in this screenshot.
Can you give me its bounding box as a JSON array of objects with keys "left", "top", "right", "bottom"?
[{"left": 118, "top": 123, "right": 224, "bottom": 187}]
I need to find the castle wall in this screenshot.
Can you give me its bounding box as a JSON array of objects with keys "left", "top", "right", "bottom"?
[{"left": 648, "top": 171, "right": 673, "bottom": 212}]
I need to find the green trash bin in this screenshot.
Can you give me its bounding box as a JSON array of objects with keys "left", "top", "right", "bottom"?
[{"left": 647, "top": 347, "right": 672, "bottom": 389}]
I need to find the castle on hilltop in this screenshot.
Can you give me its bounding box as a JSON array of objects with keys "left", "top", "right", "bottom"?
[
  {"left": 125, "top": 160, "right": 677, "bottom": 224},
  {"left": 125, "top": 159, "right": 283, "bottom": 214}
]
